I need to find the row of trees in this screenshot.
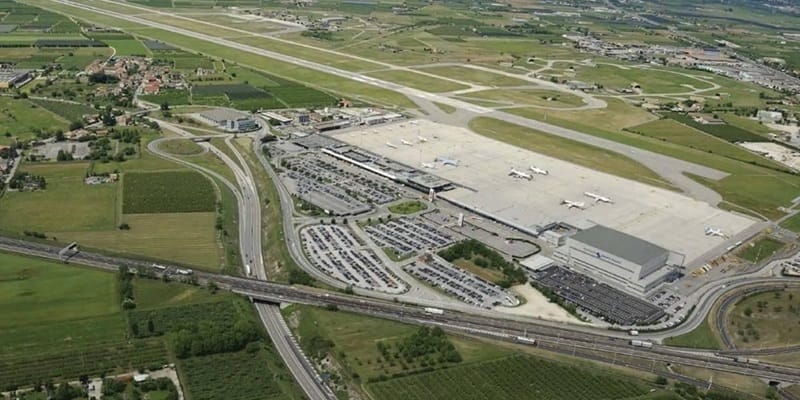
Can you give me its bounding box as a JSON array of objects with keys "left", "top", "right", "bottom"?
[
  {"left": 377, "top": 326, "right": 462, "bottom": 365},
  {"left": 119, "top": 268, "right": 135, "bottom": 310},
  {"left": 8, "top": 171, "right": 46, "bottom": 190},
  {"left": 173, "top": 319, "right": 261, "bottom": 358}
]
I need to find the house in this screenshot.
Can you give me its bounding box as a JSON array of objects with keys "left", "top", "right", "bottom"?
[{"left": 757, "top": 110, "right": 783, "bottom": 123}]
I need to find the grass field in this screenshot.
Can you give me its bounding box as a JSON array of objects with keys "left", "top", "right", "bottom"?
[
  {"left": 460, "top": 88, "right": 586, "bottom": 108},
  {"left": 388, "top": 200, "right": 427, "bottom": 215},
  {"left": 571, "top": 64, "right": 714, "bottom": 94},
  {"left": 122, "top": 171, "right": 216, "bottom": 214},
  {"left": 0, "top": 97, "right": 67, "bottom": 144},
  {"left": 366, "top": 355, "right": 649, "bottom": 400},
  {"left": 157, "top": 139, "right": 205, "bottom": 155},
  {"left": 433, "top": 102, "right": 457, "bottom": 114},
  {"left": 468, "top": 117, "right": 674, "bottom": 189},
  {"left": 508, "top": 98, "right": 657, "bottom": 133},
  {"left": 416, "top": 65, "right": 529, "bottom": 87},
  {"left": 779, "top": 213, "right": 800, "bottom": 233},
  {"left": 726, "top": 288, "right": 800, "bottom": 349},
  {"left": 366, "top": 69, "right": 469, "bottom": 93},
  {"left": 737, "top": 236, "right": 785, "bottom": 263},
  {"left": 29, "top": 98, "right": 97, "bottom": 122},
  {"left": 453, "top": 258, "right": 505, "bottom": 284},
  {"left": 0, "top": 162, "right": 118, "bottom": 234},
  {"left": 64, "top": 212, "right": 221, "bottom": 270}
]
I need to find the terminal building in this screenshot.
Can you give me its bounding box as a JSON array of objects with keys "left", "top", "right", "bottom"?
[
  {"left": 554, "top": 225, "right": 679, "bottom": 296},
  {"left": 198, "top": 109, "right": 259, "bottom": 132}
]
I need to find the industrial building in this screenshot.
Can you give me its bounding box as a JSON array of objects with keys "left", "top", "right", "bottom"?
[
  {"left": 554, "top": 225, "right": 677, "bottom": 295},
  {"left": 0, "top": 69, "right": 32, "bottom": 89},
  {"left": 198, "top": 109, "right": 259, "bottom": 132}
]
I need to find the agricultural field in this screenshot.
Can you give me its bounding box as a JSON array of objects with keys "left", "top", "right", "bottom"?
[
  {"left": 366, "top": 355, "right": 649, "bottom": 400},
  {"left": 0, "top": 97, "right": 68, "bottom": 144},
  {"left": 0, "top": 162, "right": 118, "bottom": 234},
  {"left": 29, "top": 98, "right": 97, "bottom": 122},
  {"left": 63, "top": 212, "right": 221, "bottom": 270},
  {"left": 726, "top": 288, "right": 800, "bottom": 349},
  {"left": 0, "top": 253, "right": 169, "bottom": 388},
  {"left": 122, "top": 170, "right": 216, "bottom": 214},
  {"left": 663, "top": 113, "right": 766, "bottom": 143},
  {"left": 627, "top": 118, "right": 783, "bottom": 169},
  {"left": 140, "top": 89, "right": 191, "bottom": 106},
  {"left": 468, "top": 117, "right": 674, "bottom": 189},
  {"left": 103, "top": 38, "right": 149, "bottom": 56},
  {"left": 737, "top": 236, "right": 785, "bottom": 263}
]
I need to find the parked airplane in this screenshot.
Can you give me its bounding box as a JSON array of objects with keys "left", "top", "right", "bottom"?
[
  {"left": 386, "top": 141, "right": 398, "bottom": 149},
  {"left": 530, "top": 166, "right": 549, "bottom": 175},
  {"left": 436, "top": 157, "right": 459, "bottom": 166},
  {"left": 509, "top": 168, "right": 533, "bottom": 180},
  {"left": 584, "top": 192, "right": 613, "bottom": 204},
  {"left": 705, "top": 227, "right": 728, "bottom": 238},
  {"left": 418, "top": 136, "right": 429, "bottom": 143},
  {"left": 401, "top": 139, "right": 414, "bottom": 146},
  {"left": 421, "top": 162, "right": 436, "bottom": 169},
  {"left": 561, "top": 200, "right": 586, "bottom": 210}
]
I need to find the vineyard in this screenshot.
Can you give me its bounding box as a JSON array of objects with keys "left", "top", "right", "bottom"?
[
  {"left": 30, "top": 99, "right": 96, "bottom": 121},
  {"left": 366, "top": 355, "right": 649, "bottom": 400},
  {"left": 122, "top": 171, "right": 216, "bottom": 214},
  {"left": 179, "top": 348, "right": 289, "bottom": 400},
  {"left": 0, "top": 339, "right": 168, "bottom": 388}
]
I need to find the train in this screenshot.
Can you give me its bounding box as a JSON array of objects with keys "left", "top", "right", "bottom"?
[
  {"left": 734, "top": 357, "right": 760, "bottom": 365},
  {"left": 515, "top": 336, "right": 536, "bottom": 345},
  {"left": 424, "top": 307, "right": 444, "bottom": 315},
  {"left": 630, "top": 340, "right": 653, "bottom": 349}
]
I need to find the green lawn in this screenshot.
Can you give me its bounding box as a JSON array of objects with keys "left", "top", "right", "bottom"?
[
  {"left": 737, "top": 236, "right": 785, "bottom": 263},
  {"left": 433, "top": 102, "right": 457, "bottom": 114},
  {"left": 572, "top": 64, "right": 714, "bottom": 94},
  {"left": 387, "top": 200, "right": 427, "bottom": 215},
  {"left": 468, "top": 117, "right": 674, "bottom": 189},
  {"left": 0, "top": 162, "right": 118, "bottom": 234},
  {"left": 663, "top": 317, "right": 722, "bottom": 350},
  {"left": 157, "top": 139, "right": 205, "bottom": 155},
  {"left": 726, "top": 289, "right": 800, "bottom": 349},
  {"left": 779, "top": 213, "right": 800, "bottom": 233},
  {"left": 366, "top": 69, "right": 469, "bottom": 93}
]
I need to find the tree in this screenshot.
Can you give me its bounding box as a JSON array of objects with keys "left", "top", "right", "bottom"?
[
  {"left": 160, "top": 101, "right": 170, "bottom": 111},
  {"left": 147, "top": 318, "right": 155, "bottom": 333}
]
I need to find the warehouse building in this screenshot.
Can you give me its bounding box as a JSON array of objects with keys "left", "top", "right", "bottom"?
[
  {"left": 0, "top": 69, "right": 32, "bottom": 89},
  {"left": 554, "top": 225, "right": 677, "bottom": 296},
  {"left": 198, "top": 109, "right": 260, "bottom": 132}
]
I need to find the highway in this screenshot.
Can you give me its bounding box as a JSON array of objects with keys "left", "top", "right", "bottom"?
[
  {"left": 146, "top": 124, "right": 335, "bottom": 400},
  {"left": 2, "top": 235, "right": 800, "bottom": 387}
]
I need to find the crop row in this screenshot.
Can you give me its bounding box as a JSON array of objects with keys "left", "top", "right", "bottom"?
[
  {"left": 180, "top": 349, "right": 286, "bottom": 400},
  {"left": 122, "top": 171, "right": 216, "bottom": 214},
  {"left": 0, "top": 339, "right": 167, "bottom": 388},
  {"left": 367, "top": 355, "right": 648, "bottom": 400}
]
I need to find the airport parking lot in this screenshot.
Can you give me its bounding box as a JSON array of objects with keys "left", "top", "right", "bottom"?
[
  {"left": 286, "top": 173, "right": 371, "bottom": 215},
  {"left": 365, "top": 216, "right": 455, "bottom": 258},
  {"left": 532, "top": 265, "right": 666, "bottom": 326},
  {"left": 406, "top": 255, "right": 518, "bottom": 309},
  {"left": 300, "top": 224, "right": 407, "bottom": 293}
]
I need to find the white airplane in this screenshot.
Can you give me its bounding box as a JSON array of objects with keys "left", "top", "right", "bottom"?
[
  {"left": 436, "top": 157, "right": 459, "bottom": 166},
  {"left": 410, "top": 120, "right": 419, "bottom": 125},
  {"left": 421, "top": 162, "right": 436, "bottom": 169},
  {"left": 705, "top": 227, "right": 728, "bottom": 238},
  {"left": 417, "top": 136, "right": 428, "bottom": 143},
  {"left": 561, "top": 200, "right": 586, "bottom": 210},
  {"left": 584, "top": 192, "right": 614, "bottom": 204},
  {"left": 530, "top": 166, "right": 549, "bottom": 175},
  {"left": 401, "top": 139, "right": 414, "bottom": 146},
  {"left": 509, "top": 168, "right": 533, "bottom": 181},
  {"left": 386, "top": 141, "right": 398, "bottom": 149}
]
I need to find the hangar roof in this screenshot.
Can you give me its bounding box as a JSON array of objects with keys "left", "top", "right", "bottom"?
[{"left": 570, "top": 225, "right": 669, "bottom": 265}]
